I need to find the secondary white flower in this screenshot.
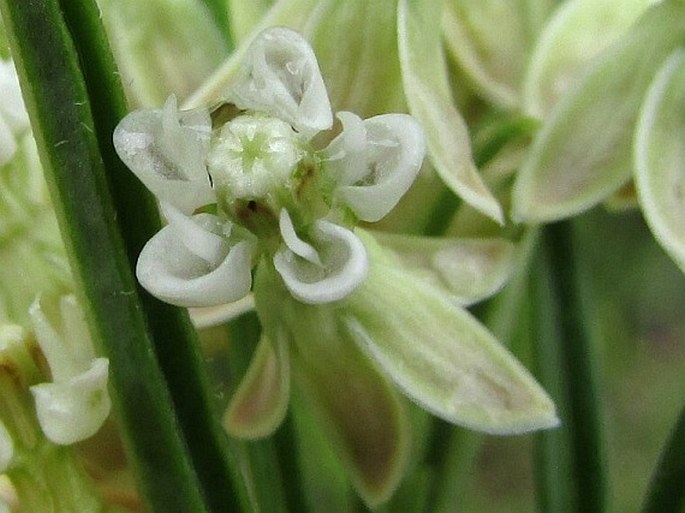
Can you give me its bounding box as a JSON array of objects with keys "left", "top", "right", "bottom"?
[
  {"left": 114, "top": 27, "right": 425, "bottom": 307},
  {"left": 28, "top": 296, "right": 111, "bottom": 445}
]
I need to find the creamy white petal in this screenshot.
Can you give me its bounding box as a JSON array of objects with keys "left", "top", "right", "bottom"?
[
  {"left": 30, "top": 358, "right": 111, "bottom": 445},
  {"left": 325, "top": 111, "right": 368, "bottom": 184},
  {"left": 229, "top": 27, "right": 333, "bottom": 137},
  {"left": 189, "top": 295, "right": 256, "bottom": 329},
  {"left": 273, "top": 220, "right": 368, "bottom": 304},
  {"left": 332, "top": 114, "right": 425, "bottom": 222},
  {"left": 136, "top": 214, "right": 254, "bottom": 307},
  {"left": 113, "top": 95, "right": 214, "bottom": 213}
]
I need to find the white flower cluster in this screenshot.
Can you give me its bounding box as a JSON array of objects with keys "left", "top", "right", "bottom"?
[{"left": 114, "top": 27, "right": 425, "bottom": 307}]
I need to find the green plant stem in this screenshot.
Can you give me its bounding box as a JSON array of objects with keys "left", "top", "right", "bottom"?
[
  {"left": 529, "top": 236, "right": 575, "bottom": 513},
  {"left": 642, "top": 400, "right": 685, "bottom": 513},
  {"left": 0, "top": 1, "right": 208, "bottom": 511},
  {"left": 55, "top": 2, "right": 249, "bottom": 511},
  {"left": 535, "top": 221, "right": 608, "bottom": 513}
]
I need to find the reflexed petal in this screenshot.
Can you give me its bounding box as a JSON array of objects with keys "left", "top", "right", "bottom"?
[
  {"left": 512, "top": 1, "right": 685, "bottom": 222},
  {"left": 372, "top": 230, "right": 515, "bottom": 306},
  {"left": 113, "top": 95, "right": 214, "bottom": 213},
  {"left": 345, "top": 233, "right": 559, "bottom": 435},
  {"left": 253, "top": 275, "right": 410, "bottom": 507},
  {"left": 136, "top": 214, "right": 254, "bottom": 307},
  {"left": 30, "top": 358, "right": 111, "bottom": 445},
  {"left": 0, "top": 421, "right": 12, "bottom": 472},
  {"left": 229, "top": 27, "right": 333, "bottom": 137},
  {"left": 189, "top": 294, "right": 256, "bottom": 329},
  {"left": 223, "top": 332, "right": 290, "bottom": 439},
  {"left": 398, "top": 0, "right": 504, "bottom": 224},
  {"left": 523, "top": 0, "right": 656, "bottom": 118},
  {"left": 328, "top": 113, "right": 425, "bottom": 222},
  {"left": 273, "top": 220, "right": 368, "bottom": 304},
  {"left": 634, "top": 49, "right": 685, "bottom": 274}
]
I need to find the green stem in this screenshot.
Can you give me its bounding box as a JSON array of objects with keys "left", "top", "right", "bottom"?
[
  {"left": 536, "top": 221, "right": 608, "bottom": 513},
  {"left": 0, "top": 1, "right": 208, "bottom": 511},
  {"left": 529, "top": 235, "right": 576, "bottom": 513},
  {"left": 642, "top": 400, "right": 685, "bottom": 513},
  {"left": 54, "top": 2, "right": 249, "bottom": 511}
]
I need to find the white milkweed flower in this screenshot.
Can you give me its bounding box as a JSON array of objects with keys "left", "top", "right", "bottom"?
[
  {"left": 28, "top": 296, "right": 111, "bottom": 446},
  {"left": 114, "top": 27, "right": 557, "bottom": 506}
]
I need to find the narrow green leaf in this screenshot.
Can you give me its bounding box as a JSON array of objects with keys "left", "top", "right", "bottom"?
[
  {"left": 0, "top": 1, "right": 207, "bottom": 511},
  {"left": 634, "top": 48, "right": 685, "bottom": 275},
  {"left": 398, "top": 0, "right": 504, "bottom": 224},
  {"left": 642, "top": 401, "right": 685, "bottom": 513},
  {"left": 513, "top": 0, "right": 685, "bottom": 223},
  {"left": 56, "top": 2, "right": 250, "bottom": 510},
  {"left": 537, "top": 221, "right": 609, "bottom": 513},
  {"left": 529, "top": 238, "right": 576, "bottom": 513}
]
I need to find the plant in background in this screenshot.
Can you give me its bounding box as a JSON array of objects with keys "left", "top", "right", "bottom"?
[{"left": 0, "top": 0, "right": 684, "bottom": 512}]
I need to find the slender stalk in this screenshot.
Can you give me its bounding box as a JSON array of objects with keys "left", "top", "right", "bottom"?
[
  {"left": 0, "top": 1, "right": 207, "bottom": 511},
  {"left": 642, "top": 400, "right": 685, "bottom": 513},
  {"left": 529, "top": 236, "right": 576, "bottom": 513},
  {"left": 538, "top": 221, "right": 608, "bottom": 513}
]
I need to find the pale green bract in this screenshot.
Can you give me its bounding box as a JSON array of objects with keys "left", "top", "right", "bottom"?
[
  {"left": 634, "top": 48, "right": 685, "bottom": 275},
  {"left": 523, "top": 0, "right": 657, "bottom": 118},
  {"left": 114, "top": 26, "right": 558, "bottom": 506},
  {"left": 513, "top": 0, "right": 685, "bottom": 223},
  {"left": 398, "top": 0, "right": 504, "bottom": 225}
]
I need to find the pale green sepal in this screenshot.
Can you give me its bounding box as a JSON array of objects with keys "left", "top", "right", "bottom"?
[
  {"left": 346, "top": 232, "right": 559, "bottom": 435},
  {"left": 0, "top": 420, "right": 12, "bottom": 472},
  {"left": 442, "top": 0, "right": 535, "bottom": 109},
  {"left": 513, "top": 0, "right": 685, "bottom": 223},
  {"left": 254, "top": 263, "right": 411, "bottom": 506},
  {"left": 523, "top": 0, "right": 656, "bottom": 119},
  {"left": 306, "top": 0, "right": 405, "bottom": 117},
  {"left": 634, "top": 48, "right": 685, "bottom": 274},
  {"left": 398, "top": 0, "right": 504, "bottom": 225},
  {"left": 98, "top": 0, "right": 226, "bottom": 107},
  {"left": 223, "top": 332, "right": 290, "bottom": 439},
  {"left": 229, "top": 0, "right": 275, "bottom": 44},
  {"left": 372, "top": 231, "right": 515, "bottom": 306}
]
